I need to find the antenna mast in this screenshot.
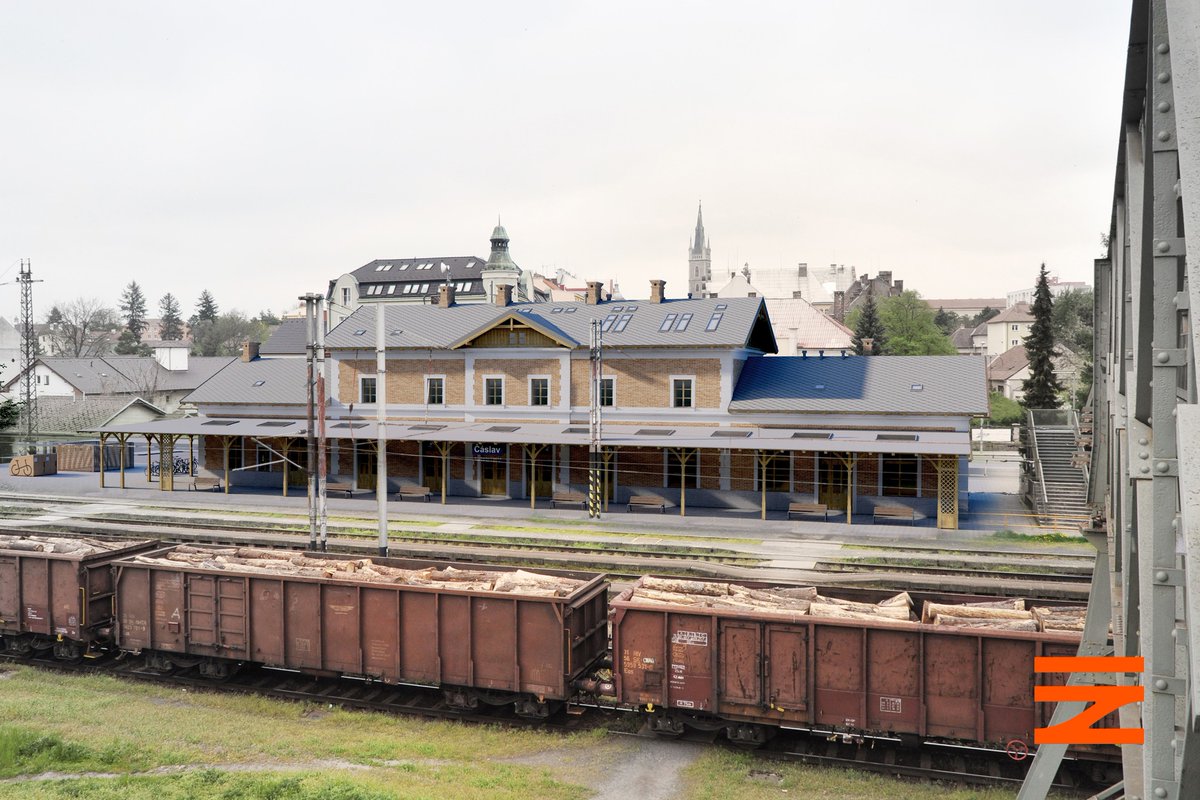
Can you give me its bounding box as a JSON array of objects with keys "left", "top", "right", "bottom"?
[{"left": 17, "top": 260, "right": 41, "bottom": 452}]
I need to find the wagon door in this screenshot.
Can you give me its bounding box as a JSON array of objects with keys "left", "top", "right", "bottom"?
[
  {"left": 187, "top": 575, "right": 247, "bottom": 654},
  {"left": 719, "top": 621, "right": 762, "bottom": 707},
  {"left": 0, "top": 556, "right": 18, "bottom": 630},
  {"left": 765, "top": 624, "right": 808, "bottom": 712},
  {"left": 20, "top": 557, "right": 50, "bottom": 634}
]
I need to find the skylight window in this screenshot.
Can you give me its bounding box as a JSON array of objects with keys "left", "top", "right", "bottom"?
[
  {"left": 611, "top": 306, "right": 624, "bottom": 312},
  {"left": 253, "top": 380, "right": 266, "bottom": 387},
  {"left": 353, "top": 329, "right": 367, "bottom": 336},
  {"left": 398, "top": 263, "right": 409, "bottom": 270},
  {"left": 911, "top": 384, "right": 924, "bottom": 391},
  {"left": 387, "top": 285, "right": 396, "bottom": 295},
  {"left": 601, "top": 314, "right": 617, "bottom": 332},
  {"left": 550, "top": 307, "right": 564, "bottom": 314},
  {"left": 715, "top": 303, "right": 727, "bottom": 310},
  {"left": 705, "top": 313, "right": 723, "bottom": 331},
  {"left": 419, "top": 283, "right": 429, "bottom": 293},
  {"left": 675, "top": 313, "right": 693, "bottom": 332},
  {"left": 613, "top": 314, "right": 633, "bottom": 332},
  {"left": 564, "top": 307, "right": 577, "bottom": 313},
  {"left": 659, "top": 313, "right": 678, "bottom": 332}
]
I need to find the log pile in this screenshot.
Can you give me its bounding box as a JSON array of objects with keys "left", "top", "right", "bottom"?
[
  {"left": 627, "top": 579, "right": 1084, "bottom": 633},
  {"left": 126, "top": 546, "right": 587, "bottom": 597},
  {"left": 0, "top": 535, "right": 140, "bottom": 556}
]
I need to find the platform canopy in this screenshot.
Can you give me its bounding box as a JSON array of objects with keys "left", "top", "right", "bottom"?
[{"left": 89, "top": 416, "right": 972, "bottom": 455}]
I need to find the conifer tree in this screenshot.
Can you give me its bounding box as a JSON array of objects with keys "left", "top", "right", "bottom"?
[
  {"left": 851, "top": 290, "right": 885, "bottom": 355},
  {"left": 1021, "top": 263, "right": 1063, "bottom": 408},
  {"left": 159, "top": 293, "right": 185, "bottom": 341},
  {"left": 119, "top": 281, "right": 148, "bottom": 339},
  {"left": 195, "top": 290, "right": 219, "bottom": 323}
]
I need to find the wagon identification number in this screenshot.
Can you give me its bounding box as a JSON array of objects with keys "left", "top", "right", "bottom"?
[
  {"left": 879, "top": 696, "right": 902, "bottom": 714},
  {"left": 1034, "top": 656, "right": 1144, "bottom": 745}
]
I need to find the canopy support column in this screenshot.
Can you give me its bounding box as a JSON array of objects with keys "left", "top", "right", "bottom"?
[
  {"left": 188, "top": 435, "right": 195, "bottom": 477},
  {"left": 838, "top": 453, "right": 858, "bottom": 524},
  {"left": 435, "top": 441, "right": 451, "bottom": 505},
  {"left": 933, "top": 455, "right": 959, "bottom": 530},
  {"left": 282, "top": 439, "right": 290, "bottom": 498},
  {"left": 117, "top": 433, "right": 127, "bottom": 489},
  {"left": 98, "top": 433, "right": 107, "bottom": 488},
  {"left": 669, "top": 447, "right": 693, "bottom": 517},
  {"left": 222, "top": 437, "right": 231, "bottom": 495},
  {"left": 601, "top": 448, "right": 614, "bottom": 512},
  {"left": 160, "top": 434, "right": 175, "bottom": 491},
  {"left": 524, "top": 443, "right": 547, "bottom": 510},
  {"left": 144, "top": 434, "right": 153, "bottom": 479}
]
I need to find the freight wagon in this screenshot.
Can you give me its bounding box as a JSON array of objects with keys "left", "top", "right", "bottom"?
[
  {"left": 0, "top": 535, "right": 157, "bottom": 660},
  {"left": 113, "top": 546, "right": 609, "bottom": 718},
  {"left": 611, "top": 577, "right": 1092, "bottom": 755}
]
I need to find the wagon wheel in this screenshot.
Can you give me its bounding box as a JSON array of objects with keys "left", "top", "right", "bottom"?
[{"left": 1006, "top": 739, "right": 1030, "bottom": 761}]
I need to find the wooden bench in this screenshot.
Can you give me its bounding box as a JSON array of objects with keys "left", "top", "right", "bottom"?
[
  {"left": 873, "top": 504, "right": 916, "bottom": 525},
  {"left": 326, "top": 481, "right": 355, "bottom": 498},
  {"left": 628, "top": 495, "right": 668, "bottom": 513},
  {"left": 395, "top": 484, "right": 432, "bottom": 502},
  {"left": 787, "top": 502, "right": 828, "bottom": 521},
  {"left": 550, "top": 491, "right": 586, "bottom": 509},
  {"left": 190, "top": 475, "right": 222, "bottom": 492}
]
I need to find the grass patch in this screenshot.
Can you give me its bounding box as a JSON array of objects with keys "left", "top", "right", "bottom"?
[
  {"left": 837, "top": 556, "right": 1066, "bottom": 575},
  {"left": 986, "top": 530, "right": 1088, "bottom": 545},
  {"left": 678, "top": 749, "right": 1067, "bottom": 800},
  {"left": 0, "top": 726, "right": 143, "bottom": 778}
]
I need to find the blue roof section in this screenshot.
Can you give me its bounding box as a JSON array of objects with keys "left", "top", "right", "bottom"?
[{"left": 730, "top": 355, "right": 989, "bottom": 415}]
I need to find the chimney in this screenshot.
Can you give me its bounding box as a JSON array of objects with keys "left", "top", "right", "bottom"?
[
  {"left": 878, "top": 270, "right": 893, "bottom": 286},
  {"left": 862, "top": 337, "right": 874, "bottom": 354},
  {"left": 649, "top": 279, "right": 666, "bottom": 303},
  {"left": 241, "top": 341, "right": 260, "bottom": 362},
  {"left": 585, "top": 281, "right": 603, "bottom": 305},
  {"left": 894, "top": 279, "right": 904, "bottom": 293},
  {"left": 797, "top": 262, "right": 808, "bottom": 278},
  {"left": 833, "top": 291, "right": 846, "bottom": 322},
  {"left": 494, "top": 284, "right": 512, "bottom": 306},
  {"left": 438, "top": 284, "right": 456, "bottom": 308}
]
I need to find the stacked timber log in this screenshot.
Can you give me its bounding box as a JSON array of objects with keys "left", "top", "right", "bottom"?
[
  {"left": 627, "top": 578, "right": 1083, "bottom": 634},
  {"left": 127, "top": 546, "right": 586, "bottom": 597},
  {"left": 0, "top": 535, "right": 137, "bottom": 556}
]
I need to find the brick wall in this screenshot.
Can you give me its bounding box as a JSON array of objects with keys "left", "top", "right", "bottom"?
[
  {"left": 920, "top": 454, "right": 937, "bottom": 498},
  {"left": 730, "top": 451, "right": 755, "bottom": 492},
  {"left": 856, "top": 454, "right": 880, "bottom": 496},
  {"left": 387, "top": 440, "right": 420, "bottom": 478},
  {"left": 616, "top": 447, "right": 662, "bottom": 489},
  {"left": 338, "top": 359, "right": 466, "bottom": 405},
  {"left": 794, "top": 452, "right": 816, "bottom": 495},
  {"left": 473, "top": 359, "right": 561, "bottom": 406},
  {"left": 569, "top": 357, "right": 722, "bottom": 409},
  {"left": 699, "top": 449, "right": 721, "bottom": 490}
]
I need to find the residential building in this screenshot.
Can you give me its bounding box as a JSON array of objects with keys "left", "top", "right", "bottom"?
[
  {"left": 0, "top": 317, "right": 18, "bottom": 377},
  {"left": 1006, "top": 276, "right": 1089, "bottom": 307},
  {"left": 986, "top": 345, "right": 1085, "bottom": 402},
  {"left": 326, "top": 223, "right": 549, "bottom": 328},
  {"left": 923, "top": 298, "right": 1005, "bottom": 318},
  {"left": 985, "top": 303, "right": 1034, "bottom": 357},
  {"left": 708, "top": 273, "right": 853, "bottom": 354},
  {"left": 95, "top": 280, "right": 989, "bottom": 528}
]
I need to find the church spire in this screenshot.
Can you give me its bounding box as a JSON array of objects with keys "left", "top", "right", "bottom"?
[{"left": 691, "top": 202, "right": 706, "bottom": 255}]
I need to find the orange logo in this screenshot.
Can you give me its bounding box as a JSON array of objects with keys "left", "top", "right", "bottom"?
[{"left": 1033, "top": 656, "right": 1144, "bottom": 745}]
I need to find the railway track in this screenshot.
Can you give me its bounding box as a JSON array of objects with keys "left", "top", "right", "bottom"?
[{"left": 0, "top": 655, "right": 1110, "bottom": 793}]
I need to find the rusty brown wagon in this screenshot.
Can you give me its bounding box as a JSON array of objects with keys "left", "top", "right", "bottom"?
[
  {"left": 0, "top": 535, "right": 158, "bottom": 660},
  {"left": 611, "top": 576, "right": 1092, "bottom": 752},
  {"left": 112, "top": 546, "right": 610, "bottom": 718}
]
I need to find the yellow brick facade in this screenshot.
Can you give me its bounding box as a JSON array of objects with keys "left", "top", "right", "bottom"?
[
  {"left": 339, "top": 359, "right": 466, "bottom": 405},
  {"left": 569, "top": 357, "right": 721, "bottom": 409},
  {"left": 471, "top": 358, "right": 561, "bottom": 406}
]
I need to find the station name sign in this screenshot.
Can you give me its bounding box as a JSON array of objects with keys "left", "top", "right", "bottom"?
[{"left": 472, "top": 443, "right": 505, "bottom": 456}]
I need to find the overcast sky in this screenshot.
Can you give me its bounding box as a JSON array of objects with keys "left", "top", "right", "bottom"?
[{"left": 0, "top": 2, "right": 1130, "bottom": 320}]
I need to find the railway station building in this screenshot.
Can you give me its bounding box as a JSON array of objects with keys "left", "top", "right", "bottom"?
[{"left": 93, "top": 281, "right": 988, "bottom": 528}]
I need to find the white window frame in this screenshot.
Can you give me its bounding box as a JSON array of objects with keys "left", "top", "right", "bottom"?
[
  {"left": 599, "top": 376, "right": 616, "bottom": 408},
  {"left": 483, "top": 375, "right": 505, "bottom": 407},
  {"left": 341, "top": 287, "right": 351, "bottom": 306},
  {"left": 528, "top": 375, "right": 551, "bottom": 407},
  {"left": 425, "top": 374, "right": 446, "bottom": 406},
  {"left": 359, "top": 376, "right": 377, "bottom": 404},
  {"left": 670, "top": 375, "right": 696, "bottom": 409}
]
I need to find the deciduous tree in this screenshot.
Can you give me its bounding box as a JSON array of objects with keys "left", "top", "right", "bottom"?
[
  {"left": 44, "top": 298, "right": 120, "bottom": 357},
  {"left": 877, "top": 291, "right": 956, "bottom": 355}
]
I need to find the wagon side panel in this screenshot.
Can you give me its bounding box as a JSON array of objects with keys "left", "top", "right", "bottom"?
[
  {"left": 361, "top": 587, "right": 401, "bottom": 683},
  {"left": 249, "top": 577, "right": 285, "bottom": 666},
  {"left": 866, "top": 628, "right": 920, "bottom": 734},
  {"left": 517, "top": 599, "right": 564, "bottom": 698},
  {"left": 614, "top": 607, "right": 667, "bottom": 707},
  {"left": 398, "top": 589, "right": 438, "bottom": 684},
  {"left": 814, "top": 624, "right": 865, "bottom": 729},
  {"left": 472, "top": 596, "right": 518, "bottom": 692},
  {"left": 923, "top": 633, "right": 979, "bottom": 740}
]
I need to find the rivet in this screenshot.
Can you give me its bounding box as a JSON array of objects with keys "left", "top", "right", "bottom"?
[
  {"left": 1139, "top": 451, "right": 1149, "bottom": 459},
  {"left": 1157, "top": 43, "right": 1169, "bottom": 54},
  {"left": 1154, "top": 788, "right": 1167, "bottom": 799},
  {"left": 1156, "top": 461, "right": 1169, "bottom": 473},
  {"left": 1155, "top": 679, "right": 1168, "bottom": 690},
  {"left": 1158, "top": 131, "right": 1171, "bottom": 142},
  {"left": 1156, "top": 240, "right": 1170, "bottom": 253},
  {"left": 1140, "top": 465, "right": 1151, "bottom": 474},
  {"left": 1139, "top": 438, "right": 1148, "bottom": 446},
  {"left": 1156, "top": 351, "right": 1170, "bottom": 363},
  {"left": 1158, "top": 72, "right": 1171, "bottom": 83},
  {"left": 1157, "top": 101, "right": 1171, "bottom": 112},
  {"left": 1156, "top": 571, "right": 1168, "bottom": 582}
]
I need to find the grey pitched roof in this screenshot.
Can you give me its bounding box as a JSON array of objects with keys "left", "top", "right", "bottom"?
[
  {"left": 351, "top": 257, "right": 488, "bottom": 299},
  {"left": 325, "top": 297, "right": 778, "bottom": 353},
  {"left": 183, "top": 357, "right": 310, "bottom": 405},
  {"left": 989, "top": 303, "right": 1034, "bottom": 323},
  {"left": 729, "top": 355, "right": 989, "bottom": 415},
  {"left": 950, "top": 326, "right": 974, "bottom": 349},
  {"left": 35, "top": 359, "right": 140, "bottom": 394},
  {"left": 101, "top": 356, "right": 235, "bottom": 392},
  {"left": 17, "top": 395, "right": 165, "bottom": 435},
  {"left": 260, "top": 319, "right": 308, "bottom": 355}
]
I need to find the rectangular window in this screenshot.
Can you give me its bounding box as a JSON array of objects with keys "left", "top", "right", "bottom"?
[
  {"left": 675, "top": 313, "right": 693, "bottom": 331},
  {"left": 614, "top": 314, "right": 633, "bottom": 332},
  {"left": 599, "top": 377, "right": 614, "bottom": 407},
  {"left": 227, "top": 442, "right": 243, "bottom": 472},
  {"left": 659, "top": 313, "right": 678, "bottom": 332},
  {"left": 762, "top": 453, "right": 790, "bottom": 492},
  {"left": 881, "top": 455, "right": 919, "bottom": 497},
  {"left": 342, "top": 288, "right": 351, "bottom": 305},
  {"left": 1012, "top": 324, "right": 1018, "bottom": 331},
  {"left": 666, "top": 449, "right": 699, "bottom": 489},
  {"left": 256, "top": 443, "right": 272, "bottom": 473},
  {"left": 485, "top": 377, "right": 503, "bottom": 406},
  {"left": 426, "top": 377, "right": 444, "bottom": 405},
  {"left": 672, "top": 378, "right": 693, "bottom": 408},
  {"left": 360, "top": 376, "right": 377, "bottom": 404},
  {"left": 601, "top": 314, "right": 617, "bottom": 332},
  {"left": 530, "top": 377, "right": 549, "bottom": 406},
  {"left": 705, "top": 313, "right": 723, "bottom": 331}
]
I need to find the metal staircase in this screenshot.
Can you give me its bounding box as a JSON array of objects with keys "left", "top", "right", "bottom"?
[{"left": 1024, "top": 409, "right": 1090, "bottom": 524}]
